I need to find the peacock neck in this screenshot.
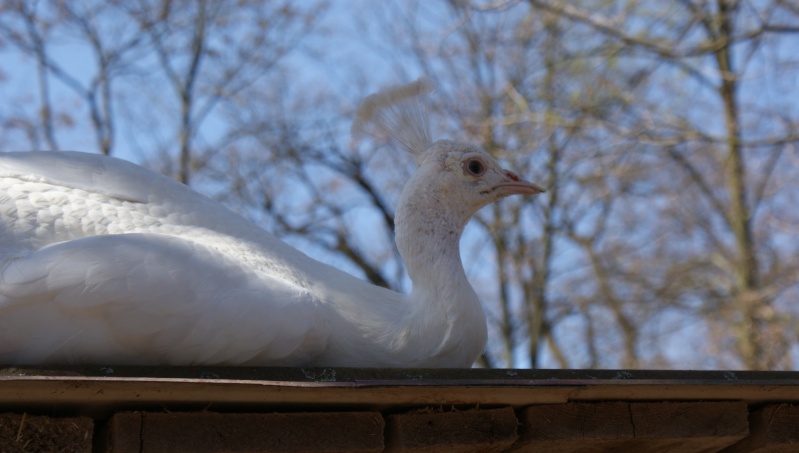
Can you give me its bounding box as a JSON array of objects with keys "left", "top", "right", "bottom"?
[
  {"left": 394, "top": 195, "right": 468, "bottom": 295},
  {"left": 393, "top": 181, "right": 485, "bottom": 324},
  {"left": 392, "top": 191, "right": 487, "bottom": 366}
]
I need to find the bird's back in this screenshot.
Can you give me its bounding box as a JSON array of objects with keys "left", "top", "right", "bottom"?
[
  {"left": 0, "top": 152, "right": 315, "bottom": 272},
  {"left": 0, "top": 151, "right": 335, "bottom": 365},
  {"left": 2, "top": 151, "right": 228, "bottom": 247}
]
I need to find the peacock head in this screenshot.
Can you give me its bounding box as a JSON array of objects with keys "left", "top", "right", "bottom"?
[
  {"left": 352, "top": 78, "right": 544, "bottom": 219},
  {"left": 414, "top": 139, "right": 544, "bottom": 217}
]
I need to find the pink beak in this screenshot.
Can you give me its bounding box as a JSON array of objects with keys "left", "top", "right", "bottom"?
[{"left": 493, "top": 170, "right": 546, "bottom": 195}]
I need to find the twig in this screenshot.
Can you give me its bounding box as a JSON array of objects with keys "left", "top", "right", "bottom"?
[{"left": 15, "top": 412, "right": 26, "bottom": 442}]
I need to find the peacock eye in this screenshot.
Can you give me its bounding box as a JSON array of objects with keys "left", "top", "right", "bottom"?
[{"left": 465, "top": 159, "right": 485, "bottom": 176}]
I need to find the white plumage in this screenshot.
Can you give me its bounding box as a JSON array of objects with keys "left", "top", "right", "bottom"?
[{"left": 0, "top": 80, "right": 543, "bottom": 367}]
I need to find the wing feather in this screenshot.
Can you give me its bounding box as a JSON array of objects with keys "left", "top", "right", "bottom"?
[
  {"left": 0, "top": 151, "right": 186, "bottom": 203},
  {"left": 0, "top": 233, "right": 330, "bottom": 365}
]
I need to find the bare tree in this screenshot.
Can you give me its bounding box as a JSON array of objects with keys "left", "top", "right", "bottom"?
[
  {"left": 524, "top": 0, "right": 799, "bottom": 369},
  {"left": 0, "top": 0, "right": 323, "bottom": 176},
  {"left": 218, "top": 82, "right": 408, "bottom": 289},
  {"left": 119, "top": 0, "right": 324, "bottom": 184},
  {"left": 0, "top": 0, "right": 146, "bottom": 154}
]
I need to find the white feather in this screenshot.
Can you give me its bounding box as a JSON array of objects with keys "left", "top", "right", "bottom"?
[
  {"left": 0, "top": 81, "right": 543, "bottom": 367},
  {"left": 352, "top": 78, "right": 434, "bottom": 157}
]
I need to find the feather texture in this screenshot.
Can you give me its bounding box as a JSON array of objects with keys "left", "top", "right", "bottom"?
[{"left": 352, "top": 78, "right": 434, "bottom": 156}]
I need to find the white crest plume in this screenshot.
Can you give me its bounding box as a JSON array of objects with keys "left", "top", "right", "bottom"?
[{"left": 352, "top": 78, "right": 434, "bottom": 156}]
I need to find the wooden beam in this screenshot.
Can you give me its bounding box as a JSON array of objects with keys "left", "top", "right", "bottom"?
[{"left": 1, "top": 367, "right": 799, "bottom": 418}]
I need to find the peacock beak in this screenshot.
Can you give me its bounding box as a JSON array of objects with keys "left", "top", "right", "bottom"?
[{"left": 492, "top": 169, "right": 546, "bottom": 195}]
